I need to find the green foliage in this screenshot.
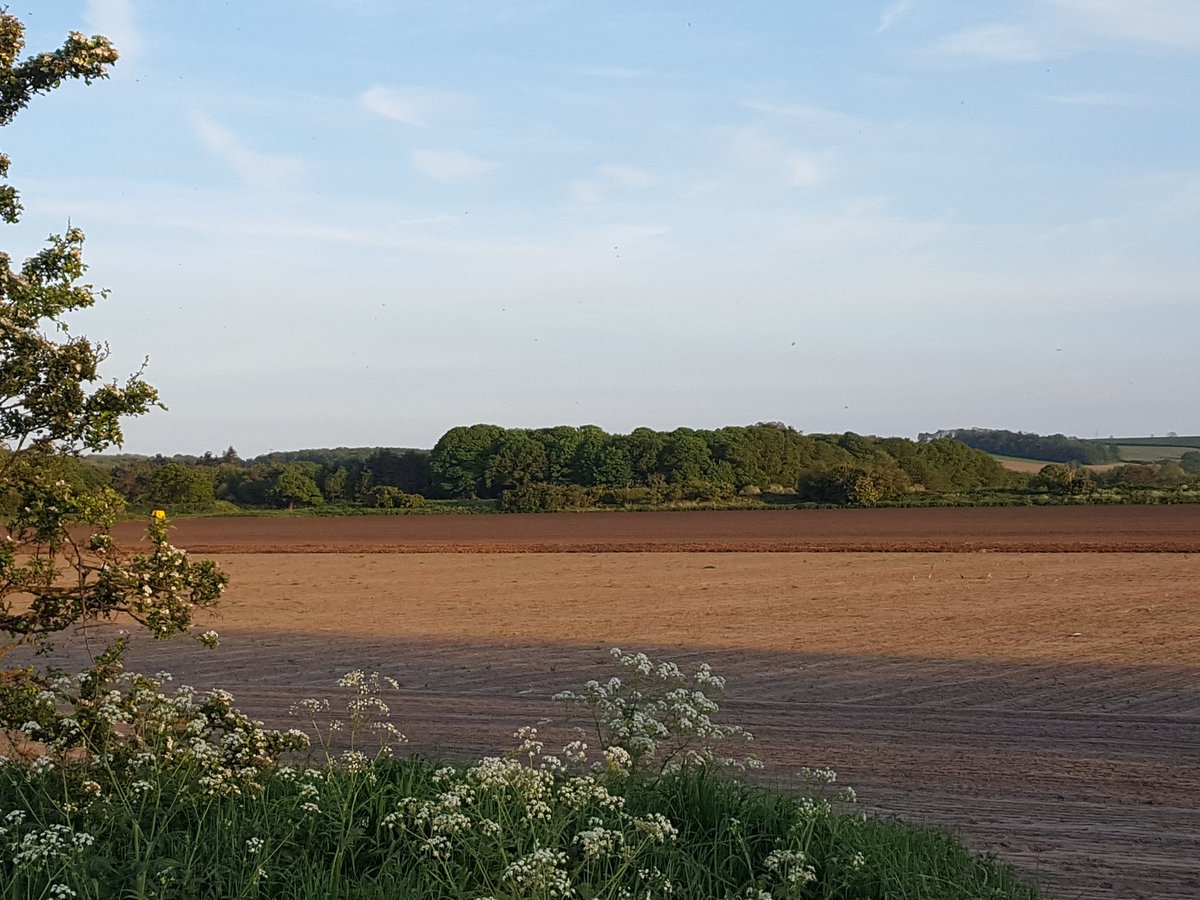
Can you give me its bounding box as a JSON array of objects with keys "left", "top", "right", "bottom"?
[
  {"left": 499, "top": 482, "right": 598, "bottom": 513},
  {"left": 366, "top": 485, "right": 426, "bottom": 509},
  {"left": 431, "top": 424, "right": 1012, "bottom": 506},
  {"left": 797, "top": 465, "right": 913, "bottom": 507},
  {"left": 1109, "top": 435, "right": 1200, "bottom": 449},
  {"left": 923, "top": 428, "right": 1119, "bottom": 465},
  {"left": 0, "top": 19, "right": 117, "bottom": 225},
  {"left": 1031, "top": 463, "right": 1095, "bottom": 496},
  {"left": 139, "top": 462, "right": 215, "bottom": 511},
  {"left": 429, "top": 424, "right": 506, "bottom": 497},
  {"left": 1, "top": 11, "right": 225, "bottom": 669},
  {"left": 484, "top": 431, "right": 549, "bottom": 493},
  {"left": 268, "top": 463, "right": 324, "bottom": 509},
  {"left": 361, "top": 448, "right": 431, "bottom": 495},
  {"left": 86, "top": 426, "right": 1199, "bottom": 514},
  {"left": 0, "top": 652, "right": 1044, "bottom": 900},
  {"left": 529, "top": 425, "right": 584, "bottom": 484}
]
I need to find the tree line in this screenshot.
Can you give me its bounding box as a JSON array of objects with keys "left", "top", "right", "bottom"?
[
  {"left": 70, "top": 424, "right": 1018, "bottom": 512},
  {"left": 429, "top": 423, "right": 1016, "bottom": 504},
  {"left": 920, "top": 428, "right": 1120, "bottom": 465},
  {"left": 67, "top": 425, "right": 1199, "bottom": 514}
]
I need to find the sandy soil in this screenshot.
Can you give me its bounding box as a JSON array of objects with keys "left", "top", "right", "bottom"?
[{"left": 35, "top": 510, "right": 1200, "bottom": 899}]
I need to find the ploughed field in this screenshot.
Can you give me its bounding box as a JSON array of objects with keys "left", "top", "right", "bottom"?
[
  {"left": 112, "top": 504, "right": 1200, "bottom": 553},
  {"left": 84, "top": 508, "right": 1198, "bottom": 899}
]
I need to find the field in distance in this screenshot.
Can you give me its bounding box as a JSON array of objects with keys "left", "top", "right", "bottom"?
[{"left": 114, "top": 504, "right": 1200, "bottom": 553}]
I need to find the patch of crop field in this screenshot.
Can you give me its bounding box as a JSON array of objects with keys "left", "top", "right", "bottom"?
[
  {"left": 992, "top": 454, "right": 1055, "bottom": 473},
  {"left": 109, "top": 505, "right": 1200, "bottom": 553},
  {"left": 1110, "top": 435, "right": 1200, "bottom": 449},
  {"left": 1116, "top": 443, "right": 1192, "bottom": 462},
  {"left": 39, "top": 510, "right": 1200, "bottom": 900},
  {"left": 992, "top": 454, "right": 1126, "bottom": 473}
]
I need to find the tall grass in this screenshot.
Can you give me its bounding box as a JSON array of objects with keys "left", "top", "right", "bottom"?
[{"left": 0, "top": 652, "right": 1045, "bottom": 900}]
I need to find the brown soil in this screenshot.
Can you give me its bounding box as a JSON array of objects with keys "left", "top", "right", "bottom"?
[
  {"left": 36, "top": 510, "right": 1200, "bottom": 899},
  {"left": 112, "top": 504, "right": 1200, "bottom": 553}
]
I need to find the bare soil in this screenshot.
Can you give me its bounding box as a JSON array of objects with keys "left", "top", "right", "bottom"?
[
  {"left": 112, "top": 504, "right": 1200, "bottom": 553},
  {"left": 42, "top": 509, "right": 1200, "bottom": 899}
]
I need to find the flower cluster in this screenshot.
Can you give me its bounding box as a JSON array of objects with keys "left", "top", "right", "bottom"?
[
  {"left": 2, "top": 661, "right": 309, "bottom": 814},
  {"left": 381, "top": 726, "right": 683, "bottom": 898},
  {"left": 1, "top": 508, "right": 226, "bottom": 668},
  {"left": 553, "top": 648, "right": 760, "bottom": 775},
  {"left": 0, "top": 813, "right": 95, "bottom": 872},
  {"left": 291, "top": 669, "right": 407, "bottom": 766}
]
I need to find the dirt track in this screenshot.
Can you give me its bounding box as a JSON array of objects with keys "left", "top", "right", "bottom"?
[{"left": 47, "top": 510, "right": 1200, "bottom": 899}]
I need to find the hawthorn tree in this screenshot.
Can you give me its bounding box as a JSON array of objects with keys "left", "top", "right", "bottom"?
[{"left": 0, "top": 12, "right": 225, "bottom": 700}]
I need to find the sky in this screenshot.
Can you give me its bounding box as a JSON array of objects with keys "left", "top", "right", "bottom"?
[{"left": 6, "top": 1, "right": 1199, "bottom": 455}]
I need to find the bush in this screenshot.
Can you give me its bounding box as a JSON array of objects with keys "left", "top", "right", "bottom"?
[
  {"left": 797, "top": 465, "right": 913, "bottom": 506},
  {"left": 366, "top": 486, "right": 427, "bottom": 509},
  {"left": 499, "top": 483, "right": 598, "bottom": 513}
]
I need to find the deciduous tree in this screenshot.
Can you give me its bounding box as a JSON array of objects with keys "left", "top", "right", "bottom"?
[{"left": 1, "top": 13, "right": 225, "bottom": 689}]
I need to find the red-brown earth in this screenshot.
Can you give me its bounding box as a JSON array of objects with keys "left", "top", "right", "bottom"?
[{"left": 39, "top": 508, "right": 1200, "bottom": 898}]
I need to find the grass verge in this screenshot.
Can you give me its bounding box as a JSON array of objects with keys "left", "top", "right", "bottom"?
[{"left": 0, "top": 652, "right": 1045, "bottom": 899}]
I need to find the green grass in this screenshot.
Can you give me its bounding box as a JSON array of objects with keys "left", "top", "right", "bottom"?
[
  {"left": 0, "top": 761, "right": 1042, "bottom": 900},
  {"left": 1114, "top": 444, "right": 1193, "bottom": 463},
  {"left": 0, "top": 652, "right": 1046, "bottom": 900},
  {"left": 1106, "top": 435, "right": 1200, "bottom": 449}
]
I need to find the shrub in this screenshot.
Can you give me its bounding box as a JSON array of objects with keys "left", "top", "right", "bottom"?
[
  {"left": 499, "top": 483, "right": 598, "bottom": 513},
  {"left": 366, "top": 485, "right": 427, "bottom": 509}
]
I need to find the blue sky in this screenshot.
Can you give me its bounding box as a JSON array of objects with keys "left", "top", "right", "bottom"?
[{"left": 7, "top": 1, "right": 1199, "bottom": 454}]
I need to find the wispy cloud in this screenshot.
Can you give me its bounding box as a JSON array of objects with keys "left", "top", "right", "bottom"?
[
  {"left": 85, "top": 0, "right": 142, "bottom": 65},
  {"left": 409, "top": 148, "right": 497, "bottom": 182},
  {"left": 568, "top": 164, "right": 655, "bottom": 203},
  {"left": 787, "top": 156, "right": 826, "bottom": 187},
  {"left": 571, "top": 65, "right": 651, "bottom": 79},
  {"left": 728, "top": 128, "right": 831, "bottom": 188},
  {"left": 742, "top": 100, "right": 863, "bottom": 129},
  {"left": 596, "top": 164, "right": 654, "bottom": 189},
  {"left": 1051, "top": 0, "right": 1200, "bottom": 51},
  {"left": 876, "top": 0, "right": 917, "bottom": 34},
  {"left": 189, "top": 112, "right": 309, "bottom": 189},
  {"left": 937, "top": 24, "right": 1051, "bottom": 63},
  {"left": 1040, "top": 91, "right": 1151, "bottom": 108},
  {"left": 359, "top": 85, "right": 465, "bottom": 127}
]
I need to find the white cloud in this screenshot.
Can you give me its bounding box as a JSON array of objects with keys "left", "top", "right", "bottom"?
[
  {"left": 85, "top": 0, "right": 142, "bottom": 65},
  {"left": 729, "top": 127, "right": 784, "bottom": 167},
  {"left": 568, "top": 164, "right": 655, "bottom": 204},
  {"left": 189, "top": 112, "right": 309, "bottom": 190},
  {"left": 787, "top": 155, "right": 826, "bottom": 187},
  {"left": 409, "top": 148, "right": 497, "bottom": 182},
  {"left": 567, "top": 180, "right": 606, "bottom": 205},
  {"left": 360, "top": 85, "right": 464, "bottom": 127},
  {"left": 596, "top": 164, "right": 654, "bottom": 189},
  {"left": 937, "top": 24, "right": 1050, "bottom": 63},
  {"left": 742, "top": 100, "right": 862, "bottom": 129},
  {"left": 1051, "top": 0, "right": 1200, "bottom": 51},
  {"left": 876, "top": 0, "right": 917, "bottom": 34},
  {"left": 728, "top": 128, "right": 829, "bottom": 188}
]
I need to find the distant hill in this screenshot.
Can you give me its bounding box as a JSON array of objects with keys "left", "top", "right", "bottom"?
[
  {"left": 1094, "top": 437, "right": 1200, "bottom": 463},
  {"left": 921, "top": 428, "right": 1119, "bottom": 465}
]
